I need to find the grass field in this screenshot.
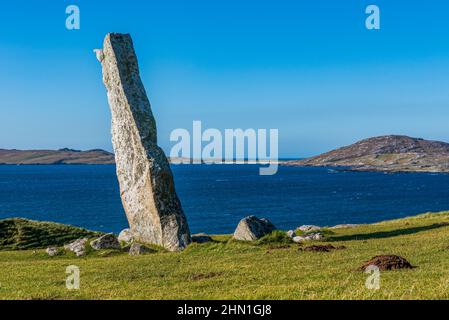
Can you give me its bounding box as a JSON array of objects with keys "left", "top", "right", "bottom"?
[{"left": 2, "top": 212, "right": 449, "bottom": 300}]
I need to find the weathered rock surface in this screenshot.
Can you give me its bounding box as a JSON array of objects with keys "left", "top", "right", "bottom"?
[
  {"left": 96, "top": 33, "right": 191, "bottom": 251},
  {"left": 191, "top": 233, "right": 213, "bottom": 243},
  {"left": 46, "top": 247, "right": 59, "bottom": 256},
  {"left": 64, "top": 238, "right": 88, "bottom": 257},
  {"left": 118, "top": 228, "right": 134, "bottom": 244},
  {"left": 90, "top": 233, "right": 121, "bottom": 250},
  {"left": 233, "top": 216, "right": 276, "bottom": 241},
  {"left": 128, "top": 243, "right": 154, "bottom": 256}
]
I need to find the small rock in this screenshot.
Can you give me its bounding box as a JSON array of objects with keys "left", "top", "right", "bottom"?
[
  {"left": 192, "top": 233, "right": 213, "bottom": 243},
  {"left": 233, "top": 216, "right": 276, "bottom": 241},
  {"left": 311, "top": 233, "right": 324, "bottom": 241},
  {"left": 296, "top": 225, "right": 321, "bottom": 232},
  {"left": 46, "top": 247, "right": 59, "bottom": 256},
  {"left": 64, "top": 238, "right": 88, "bottom": 257},
  {"left": 118, "top": 228, "right": 134, "bottom": 244},
  {"left": 90, "top": 233, "right": 121, "bottom": 250},
  {"left": 128, "top": 243, "right": 154, "bottom": 256},
  {"left": 286, "top": 230, "right": 296, "bottom": 238}
]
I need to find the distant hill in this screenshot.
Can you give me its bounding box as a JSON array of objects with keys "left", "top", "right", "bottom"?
[
  {"left": 0, "top": 148, "right": 115, "bottom": 165},
  {"left": 285, "top": 135, "right": 449, "bottom": 173}
]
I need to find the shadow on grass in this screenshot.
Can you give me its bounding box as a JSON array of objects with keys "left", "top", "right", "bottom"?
[{"left": 327, "top": 222, "right": 449, "bottom": 242}]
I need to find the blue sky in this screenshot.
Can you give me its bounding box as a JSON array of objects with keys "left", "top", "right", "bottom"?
[{"left": 0, "top": 0, "right": 448, "bottom": 157}]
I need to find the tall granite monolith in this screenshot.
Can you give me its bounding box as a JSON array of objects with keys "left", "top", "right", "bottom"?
[{"left": 95, "top": 33, "right": 191, "bottom": 251}]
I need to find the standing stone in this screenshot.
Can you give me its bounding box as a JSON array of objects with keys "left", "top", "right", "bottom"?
[{"left": 95, "top": 33, "right": 191, "bottom": 251}]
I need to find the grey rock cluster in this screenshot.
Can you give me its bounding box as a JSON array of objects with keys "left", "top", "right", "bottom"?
[
  {"left": 292, "top": 233, "right": 324, "bottom": 243},
  {"left": 233, "top": 216, "right": 276, "bottom": 241},
  {"left": 96, "top": 33, "right": 191, "bottom": 252}
]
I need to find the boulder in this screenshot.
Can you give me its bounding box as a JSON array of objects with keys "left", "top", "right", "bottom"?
[
  {"left": 128, "top": 243, "right": 155, "bottom": 256},
  {"left": 233, "top": 216, "right": 276, "bottom": 241},
  {"left": 118, "top": 228, "right": 134, "bottom": 244},
  {"left": 90, "top": 233, "right": 121, "bottom": 250},
  {"left": 95, "top": 33, "right": 191, "bottom": 251},
  {"left": 46, "top": 247, "right": 59, "bottom": 256},
  {"left": 192, "top": 233, "right": 213, "bottom": 243},
  {"left": 64, "top": 238, "right": 88, "bottom": 257}
]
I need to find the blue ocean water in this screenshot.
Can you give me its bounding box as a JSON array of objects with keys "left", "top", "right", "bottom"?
[{"left": 1, "top": 165, "right": 449, "bottom": 234}]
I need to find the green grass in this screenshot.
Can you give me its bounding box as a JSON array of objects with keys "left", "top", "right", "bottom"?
[{"left": 2, "top": 212, "right": 449, "bottom": 299}]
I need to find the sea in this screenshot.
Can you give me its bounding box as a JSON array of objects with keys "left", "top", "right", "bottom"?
[{"left": 1, "top": 164, "right": 449, "bottom": 234}]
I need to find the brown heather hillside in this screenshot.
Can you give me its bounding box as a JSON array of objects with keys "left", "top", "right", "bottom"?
[
  {"left": 0, "top": 148, "right": 115, "bottom": 165},
  {"left": 285, "top": 135, "right": 449, "bottom": 173}
]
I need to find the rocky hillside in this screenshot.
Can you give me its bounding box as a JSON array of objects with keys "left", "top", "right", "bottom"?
[
  {"left": 286, "top": 135, "right": 449, "bottom": 173},
  {"left": 0, "top": 218, "right": 101, "bottom": 250},
  {"left": 0, "top": 148, "right": 115, "bottom": 165}
]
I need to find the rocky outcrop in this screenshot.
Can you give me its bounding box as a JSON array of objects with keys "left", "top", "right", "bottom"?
[
  {"left": 96, "top": 33, "right": 191, "bottom": 251},
  {"left": 285, "top": 135, "right": 449, "bottom": 173},
  {"left": 233, "top": 216, "right": 276, "bottom": 241},
  {"left": 90, "top": 233, "right": 121, "bottom": 250}
]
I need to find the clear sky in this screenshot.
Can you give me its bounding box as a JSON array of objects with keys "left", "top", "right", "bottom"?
[{"left": 1, "top": 0, "right": 448, "bottom": 158}]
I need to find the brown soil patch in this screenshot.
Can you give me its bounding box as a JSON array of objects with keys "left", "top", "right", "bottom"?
[
  {"left": 359, "top": 255, "right": 415, "bottom": 271},
  {"left": 299, "top": 245, "right": 346, "bottom": 252},
  {"left": 188, "top": 272, "right": 224, "bottom": 281}
]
